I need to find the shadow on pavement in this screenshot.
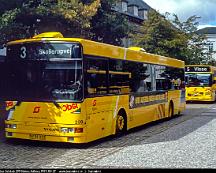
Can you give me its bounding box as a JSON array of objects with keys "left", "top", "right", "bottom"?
[
  {"left": 186, "top": 101, "right": 215, "bottom": 104},
  {"left": 5, "top": 138, "right": 93, "bottom": 149}
]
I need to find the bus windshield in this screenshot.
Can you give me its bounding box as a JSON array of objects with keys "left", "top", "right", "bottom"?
[
  {"left": 185, "top": 73, "right": 212, "bottom": 87},
  {"left": 0, "top": 42, "right": 83, "bottom": 102}
]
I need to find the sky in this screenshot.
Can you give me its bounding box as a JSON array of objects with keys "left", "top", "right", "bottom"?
[{"left": 144, "top": 0, "right": 216, "bottom": 29}]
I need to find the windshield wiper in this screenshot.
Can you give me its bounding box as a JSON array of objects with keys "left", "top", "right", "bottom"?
[{"left": 52, "top": 100, "right": 61, "bottom": 109}]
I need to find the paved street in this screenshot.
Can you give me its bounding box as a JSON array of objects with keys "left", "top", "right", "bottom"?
[
  {"left": 0, "top": 103, "right": 216, "bottom": 169},
  {"left": 92, "top": 104, "right": 216, "bottom": 168}
]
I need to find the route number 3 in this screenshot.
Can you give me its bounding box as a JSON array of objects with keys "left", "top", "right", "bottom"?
[{"left": 20, "top": 46, "right": 27, "bottom": 59}]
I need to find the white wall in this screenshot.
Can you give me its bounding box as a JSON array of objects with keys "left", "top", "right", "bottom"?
[
  {"left": 0, "top": 47, "right": 6, "bottom": 56},
  {"left": 201, "top": 34, "right": 216, "bottom": 60},
  {"left": 206, "top": 34, "right": 216, "bottom": 59}
]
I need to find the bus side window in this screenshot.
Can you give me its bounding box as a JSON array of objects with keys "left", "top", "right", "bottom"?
[
  {"left": 109, "top": 59, "right": 130, "bottom": 94},
  {"left": 157, "top": 66, "right": 184, "bottom": 90},
  {"left": 85, "top": 57, "right": 108, "bottom": 97},
  {"left": 86, "top": 73, "right": 97, "bottom": 94},
  {"left": 127, "top": 62, "right": 151, "bottom": 93}
]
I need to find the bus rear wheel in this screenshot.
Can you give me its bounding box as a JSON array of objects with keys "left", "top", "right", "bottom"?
[
  {"left": 116, "top": 113, "right": 126, "bottom": 135},
  {"left": 169, "top": 102, "right": 174, "bottom": 117}
]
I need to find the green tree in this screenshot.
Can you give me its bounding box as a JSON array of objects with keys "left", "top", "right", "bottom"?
[
  {"left": 171, "top": 14, "right": 208, "bottom": 65},
  {"left": 0, "top": 0, "right": 23, "bottom": 15},
  {"left": 0, "top": 0, "right": 100, "bottom": 45},
  {"left": 0, "top": 0, "right": 130, "bottom": 46},
  {"left": 132, "top": 10, "right": 207, "bottom": 65}
]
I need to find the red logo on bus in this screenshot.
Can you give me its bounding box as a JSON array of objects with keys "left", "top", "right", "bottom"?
[
  {"left": 6, "top": 101, "right": 13, "bottom": 107},
  {"left": 33, "top": 106, "right": 40, "bottom": 113},
  {"left": 62, "top": 103, "right": 78, "bottom": 111},
  {"left": 93, "top": 100, "right": 96, "bottom": 106}
]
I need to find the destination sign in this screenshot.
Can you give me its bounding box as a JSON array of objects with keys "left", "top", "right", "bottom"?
[
  {"left": 185, "top": 66, "right": 210, "bottom": 72},
  {"left": 7, "top": 42, "right": 81, "bottom": 60}
]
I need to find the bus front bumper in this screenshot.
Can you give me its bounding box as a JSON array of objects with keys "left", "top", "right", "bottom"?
[
  {"left": 186, "top": 96, "right": 214, "bottom": 102},
  {"left": 5, "top": 122, "right": 87, "bottom": 143}
]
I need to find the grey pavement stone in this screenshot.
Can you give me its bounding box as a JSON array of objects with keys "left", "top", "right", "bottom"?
[{"left": 91, "top": 116, "right": 216, "bottom": 168}]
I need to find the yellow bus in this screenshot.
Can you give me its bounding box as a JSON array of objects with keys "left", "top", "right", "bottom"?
[
  {"left": 185, "top": 65, "right": 216, "bottom": 102},
  {"left": 1, "top": 32, "right": 185, "bottom": 143}
]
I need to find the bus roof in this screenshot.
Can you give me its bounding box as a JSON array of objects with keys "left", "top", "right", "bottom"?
[{"left": 7, "top": 32, "right": 184, "bottom": 68}]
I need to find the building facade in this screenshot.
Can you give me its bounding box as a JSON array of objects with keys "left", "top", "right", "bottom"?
[
  {"left": 114, "top": 0, "right": 152, "bottom": 47},
  {"left": 197, "top": 27, "right": 216, "bottom": 60},
  {"left": 115, "top": 0, "right": 151, "bottom": 21}
]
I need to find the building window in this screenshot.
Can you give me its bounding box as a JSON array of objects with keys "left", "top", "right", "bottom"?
[
  {"left": 144, "top": 10, "right": 148, "bottom": 20},
  {"left": 115, "top": 2, "right": 122, "bottom": 11},
  {"left": 115, "top": 1, "right": 128, "bottom": 13},
  {"left": 138, "top": 9, "right": 148, "bottom": 19},
  {"left": 134, "top": 6, "right": 138, "bottom": 16},
  {"left": 128, "top": 5, "right": 139, "bottom": 16},
  {"left": 208, "top": 42, "right": 214, "bottom": 52},
  {"left": 122, "top": 1, "right": 128, "bottom": 12},
  {"left": 138, "top": 9, "right": 143, "bottom": 19}
]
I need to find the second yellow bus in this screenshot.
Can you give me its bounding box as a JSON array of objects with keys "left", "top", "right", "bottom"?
[{"left": 185, "top": 65, "right": 216, "bottom": 102}]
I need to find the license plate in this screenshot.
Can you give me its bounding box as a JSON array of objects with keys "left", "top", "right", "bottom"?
[{"left": 29, "top": 134, "right": 46, "bottom": 140}]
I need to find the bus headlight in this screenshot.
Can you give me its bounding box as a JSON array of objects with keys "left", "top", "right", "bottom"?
[
  {"left": 7, "top": 124, "right": 17, "bottom": 129},
  {"left": 60, "top": 127, "right": 74, "bottom": 133},
  {"left": 68, "top": 128, "right": 74, "bottom": 133},
  {"left": 61, "top": 128, "right": 68, "bottom": 133},
  {"left": 11, "top": 124, "right": 17, "bottom": 129}
]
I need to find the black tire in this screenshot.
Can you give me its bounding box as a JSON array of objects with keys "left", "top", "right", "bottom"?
[
  {"left": 116, "top": 113, "right": 126, "bottom": 135},
  {"left": 169, "top": 102, "right": 174, "bottom": 117}
]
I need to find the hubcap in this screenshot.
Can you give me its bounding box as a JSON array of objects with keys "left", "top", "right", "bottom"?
[{"left": 117, "top": 115, "right": 124, "bottom": 130}]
